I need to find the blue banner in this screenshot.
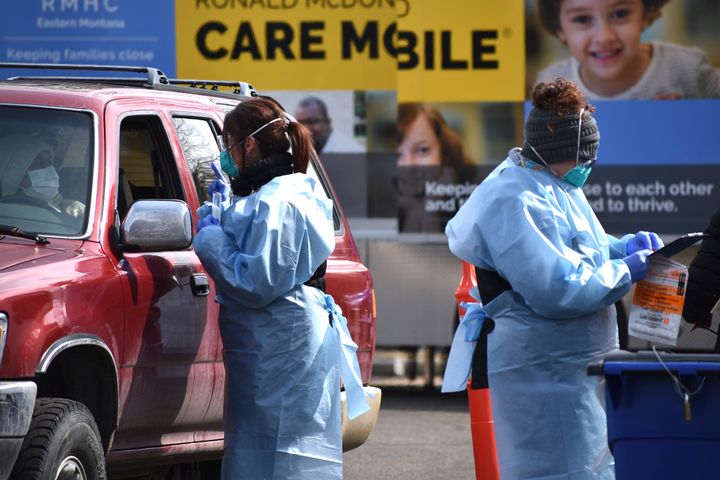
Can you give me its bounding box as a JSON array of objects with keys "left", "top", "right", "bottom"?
[
  {"left": 0, "top": 0, "right": 176, "bottom": 77},
  {"left": 592, "top": 99, "right": 720, "bottom": 166}
]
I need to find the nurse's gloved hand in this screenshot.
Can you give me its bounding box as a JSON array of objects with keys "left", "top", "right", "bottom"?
[
  {"left": 622, "top": 249, "right": 653, "bottom": 283},
  {"left": 208, "top": 179, "right": 230, "bottom": 203},
  {"left": 196, "top": 214, "right": 219, "bottom": 232},
  {"left": 627, "top": 231, "right": 663, "bottom": 255}
]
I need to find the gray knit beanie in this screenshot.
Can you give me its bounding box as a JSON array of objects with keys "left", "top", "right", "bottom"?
[{"left": 520, "top": 108, "right": 599, "bottom": 165}]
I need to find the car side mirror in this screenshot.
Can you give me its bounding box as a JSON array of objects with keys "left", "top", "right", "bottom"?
[{"left": 120, "top": 200, "right": 193, "bottom": 252}]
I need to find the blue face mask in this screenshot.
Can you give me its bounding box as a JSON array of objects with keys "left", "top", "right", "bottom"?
[
  {"left": 562, "top": 164, "right": 593, "bottom": 188},
  {"left": 220, "top": 149, "right": 238, "bottom": 178}
]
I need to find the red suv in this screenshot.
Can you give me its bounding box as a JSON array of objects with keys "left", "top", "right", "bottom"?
[{"left": 0, "top": 63, "right": 380, "bottom": 479}]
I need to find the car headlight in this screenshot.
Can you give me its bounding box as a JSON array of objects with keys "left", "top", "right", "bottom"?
[{"left": 0, "top": 313, "right": 7, "bottom": 366}]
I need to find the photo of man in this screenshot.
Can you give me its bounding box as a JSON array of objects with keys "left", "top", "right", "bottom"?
[{"left": 294, "top": 96, "right": 365, "bottom": 154}]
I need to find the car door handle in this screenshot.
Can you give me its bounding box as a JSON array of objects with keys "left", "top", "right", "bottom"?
[{"left": 191, "top": 274, "right": 210, "bottom": 296}]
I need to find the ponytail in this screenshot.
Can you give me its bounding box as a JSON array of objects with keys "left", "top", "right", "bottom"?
[{"left": 286, "top": 120, "right": 314, "bottom": 174}]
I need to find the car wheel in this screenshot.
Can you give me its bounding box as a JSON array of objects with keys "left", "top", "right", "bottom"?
[{"left": 10, "top": 398, "right": 106, "bottom": 480}]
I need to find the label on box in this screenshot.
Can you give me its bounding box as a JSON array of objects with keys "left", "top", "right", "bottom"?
[{"left": 628, "top": 256, "right": 688, "bottom": 346}]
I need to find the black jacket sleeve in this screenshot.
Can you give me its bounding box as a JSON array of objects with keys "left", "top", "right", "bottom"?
[{"left": 683, "top": 209, "right": 720, "bottom": 326}]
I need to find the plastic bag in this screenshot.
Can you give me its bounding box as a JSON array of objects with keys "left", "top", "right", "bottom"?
[{"left": 628, "top": 256, "right": 688, "bottom": 346}]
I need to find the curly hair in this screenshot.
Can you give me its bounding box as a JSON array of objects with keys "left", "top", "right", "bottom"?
[
  {"left": 531, "top": 77, "right": 596, "bottom": 117},
  {"left": 536, "top": 0, "right": 669, "bottom": 36}
]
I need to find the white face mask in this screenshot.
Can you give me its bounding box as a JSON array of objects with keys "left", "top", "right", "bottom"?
[{"left": 26, "top": 166, "right": 60, "bottom": 200}]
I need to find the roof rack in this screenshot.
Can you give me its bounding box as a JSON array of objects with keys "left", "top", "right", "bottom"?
[
  {"left": 0, "top": 62, "right": 258, "bottom": 97},
  {"left": 168, "top": 79, "right": 256, "bottom": 97},
  {"left": 0, "top": 62, "right": 168, "bottom": 85}
]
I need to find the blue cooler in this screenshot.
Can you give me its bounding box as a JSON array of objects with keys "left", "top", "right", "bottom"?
[{"left": 589, "top": 351, "right": 720, "bottom": 480}]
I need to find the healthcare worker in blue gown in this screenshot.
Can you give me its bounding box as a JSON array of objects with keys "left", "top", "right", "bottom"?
[
  {"left": 444, "top": 78, "right": 663, "bottom": 479},
  {"left": 193, "top": 97, "right": 369, "bottom": 480}
]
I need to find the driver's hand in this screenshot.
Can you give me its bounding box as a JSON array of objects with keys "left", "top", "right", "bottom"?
[{"left": 59, "top": 198, "right": 85, "bottom": 218}]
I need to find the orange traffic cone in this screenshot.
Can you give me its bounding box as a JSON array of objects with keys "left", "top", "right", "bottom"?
[
  {"left": 467, "top": 386, "right": 499, "bottom": 479},
  {"left": 455, "top": 261, "right": 500, "bottom": 480},
  {"left": 467, "top": 319, "right": 499, "bottom": 480},
  {"left": 454, "top": 261, "right": 477, "bottom": 317}
]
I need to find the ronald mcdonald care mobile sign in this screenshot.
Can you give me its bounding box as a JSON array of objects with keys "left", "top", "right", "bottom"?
[{"left": 176, "top": 0, "right": 525, "bottom": 101}]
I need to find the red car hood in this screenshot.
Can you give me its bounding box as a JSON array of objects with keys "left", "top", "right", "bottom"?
[{"left": 0, "top": 237, "right": 74, "bottom": 272}]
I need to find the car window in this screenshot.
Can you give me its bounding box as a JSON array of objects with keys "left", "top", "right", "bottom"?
[
  {"left": 0, "top": 106, "right": 92, "bottom": 236},
  {"left": 306, "top": 157, "right": 341, "bottom": 232},
  {"left": 171, "top": 116, "right": 224, "bottom": 205},
  {"left": 117, "top": 115, "right": 184, "bottom": 221}
]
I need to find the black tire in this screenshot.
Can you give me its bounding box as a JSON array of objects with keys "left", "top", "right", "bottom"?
[{"left": 10, "top": 398, "right": 106, "bottom": 480}]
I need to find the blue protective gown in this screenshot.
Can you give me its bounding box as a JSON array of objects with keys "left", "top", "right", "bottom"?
[
  {"left": 446, "top": 149, "right": 633, "bottom": 480},
  {"left": 193, "top": 173, "right": 350, "bottom": 480}
]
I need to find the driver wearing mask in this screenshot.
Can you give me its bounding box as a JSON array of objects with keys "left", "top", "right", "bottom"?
[{"left": 1, "top": 135, "right": 84, "bottom": 219}]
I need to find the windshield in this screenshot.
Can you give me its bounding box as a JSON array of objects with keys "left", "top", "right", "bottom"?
[{"left": 0, "top": 106, "right": 93, "bottom": 236}]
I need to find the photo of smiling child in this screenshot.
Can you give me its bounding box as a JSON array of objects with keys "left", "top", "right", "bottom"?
[{"left": 534, "top": 0, "right": 720, "bottom": 99}]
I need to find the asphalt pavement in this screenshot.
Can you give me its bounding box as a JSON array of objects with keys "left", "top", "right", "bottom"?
[{"left": 344, "top": 373, "right": 476, "bottom": 479}]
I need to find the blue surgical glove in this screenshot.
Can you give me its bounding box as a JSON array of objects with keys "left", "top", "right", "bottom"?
[
  {"left": 627, "top": 231, "right": 663, "bottom": 255},
  {"left": 196, "top": 214, "right": 219, "bottom": 232},
  {"left": 622, "top": 249, "right": 653, "bottom": 283},
  {"left": 208, "top": 179, "right": 230, "bottom": 203}
]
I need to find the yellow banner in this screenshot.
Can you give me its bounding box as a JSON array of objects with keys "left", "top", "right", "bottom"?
[
  {"left": 175, "top": 0, "right": 397, "bottom": 91},
  {"left": 176, "top": 1, "right": 525, "bottom": 100},
  {"left": 397, "top": 0, "right": 525, "bottom": 102}
]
